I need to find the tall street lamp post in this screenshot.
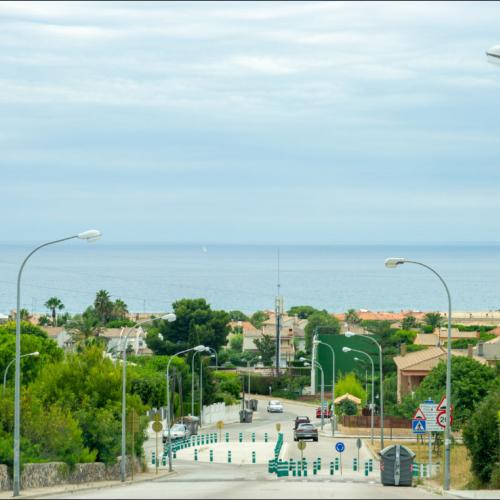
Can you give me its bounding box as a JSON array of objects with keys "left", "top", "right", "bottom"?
[
  {"left": 2, "top": 352, "right": 39, "bottom": 398},
  {"left": 13, "top": 229, "right": 101, "bottom": 496},
  {"left": 344, "top": 330, "right": 384, "bottom": 449},
  {"left": 120, "top": 313, "right": 176, "bottom": 482},
  {"left": 300, "top": 357, "right": 325, "bottom": 430},
  {"left": 313, "top": 338, "right": 336, "bottom": 435},
  {"left": 166, "top": 345, "right": 206, "bottom": 472},
  {"left": 385, "top": 257, "right": 452, "bottom": 490},
  {"left": 343, "top": 346, "right": 375, "bottom": 444}
]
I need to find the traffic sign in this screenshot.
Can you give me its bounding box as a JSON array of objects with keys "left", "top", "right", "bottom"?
[
  {"left": 436, "top": 410, "right": 453, "bottom": 428},
  {"left": 335, "top": 442, "right": 345, "bottom": 453},
  {"left": 437, "top": 395, "right": 454, "bottom": 413},
  {"left": 412, "top": 419, "right": 426, "bottom": 433},
  {"left": 413, "top": 408, "right": 426, "bottom": 420},
  {"left": 216, "top": 420, "right": 224, "bottom": 430},
  {"left": 152, "top": 421, "right": 163, "bottom": 433},
  {"left": 276, "top": 423, "right": 281, "bottom": 432},
  {"left": 419, "top": 402, "right": 442, "bottom": 432},
  {"left": 297, "top": 441, "right": 307, "bottom": 451},
  {"left": 356, "top": 438, "right": 362, "bottom": 449}
]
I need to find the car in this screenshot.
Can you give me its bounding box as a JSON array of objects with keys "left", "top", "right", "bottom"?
[
  {"left": 162, "top": 423, "right": 190, "bottom": 444},
  {"left": 294, "top": 423, "right": 318, "bottom": 442},
  {"left": 267, "top": 400, "right": 284, "bottom": 413},
  {"left": 316, "top": 406, "right": 332, "bottom": 418},
  {"left": 294, "top": 416, "right": 311, "bottom": 430}
]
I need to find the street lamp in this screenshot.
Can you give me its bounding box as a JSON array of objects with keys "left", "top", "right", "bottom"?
[
  {"left": 343, "top": 346, "right": 375, "bottom": 444},
  {"left": 191, "top": 347, "right": 210, "bottom": 418},
  {"left": 300, "top": 356, "right": 325, "bottom": 430},
  {"left": 344, "top": 329, "right": 384, "bottom": 449},
  {"left": 166, "top": 345, "right": 206, "bottom": 471},
  {"left": 354, "top": 357, "right": 369, "bottom": 398},
  {"left": 385, "top": 256, "right": 453, "bottom": 490},
  {"left": 2, "top": 352, "right": 39, "bottom": 398},
  {"left": 313, "top": 338, "right": 336, "bottom": 435},
  {"left": 13, "top": 229, "right": 101, "bottom": 496},
  {"left": 120, "top": 313, "right": 176, "bottom": 482},
  {"left": 207, "top": 347, "right": 218, "bottom": 370},
  {"left": 486, "top": 45, "right": 500, "bottom": 65}
]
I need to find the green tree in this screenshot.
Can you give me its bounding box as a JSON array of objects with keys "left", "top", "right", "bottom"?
[
  {"left": 20, "top": 309, "right": 31, "bottom": 321},
  {"left": 250, "top": 310, "right": 269, "bottom": 329},
  {"left": 287, "top": 306, "right": 322, "bottom": 319},
  {"left": 345, "top": 309, "right": 361, "bottom": 326},
  {"left": 462, "top": 386, "right": 500, "bottom": 487},
  {"left": 395, "top": 356, "right": 497, "bottom": 427},
  {"left": 229, "top": 333, "right": 243, "bottom": 352},
  {"left": 424, "top": 312, "right": 442, "bottom": 332},
  {"left": 304, "top": 311, "right": 340, "bottom": 353},
  {"left": 44, "top": 297, "right": 65, "bottom": 326},
  {"left": 401, "top": 315, "right": 418, "bottom": 330},
  {"left": 94, "top": 290, "right": 114, "bottom": 325},
  {"left": 334, "top": 372, "right": 367, "bottom": 405},
  {"left": 228, "top": 310, "right": 249, "bottom": 322},
  {"left": 147, "top": 298, "right": 230, "bottom": 355},
  {"left": 337, "top": 399, "right": 358, "bottom": 416},
  {"left": 66, "top": 315, "right": 103, "bottom": 348},
  {"left": 112, "top": 299, "right": 129, "bottom": 321},
  {"left": 253, "top": 334, "right": 276, "bottom": 366}
]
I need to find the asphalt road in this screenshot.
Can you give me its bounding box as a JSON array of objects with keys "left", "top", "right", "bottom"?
[{"left": 46, "top": 397, "right": 445, "bottom": 499}]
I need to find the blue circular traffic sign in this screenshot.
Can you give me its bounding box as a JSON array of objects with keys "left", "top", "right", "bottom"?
[{"left": 335, "top": 442, "right": 345, "bottom": 453}]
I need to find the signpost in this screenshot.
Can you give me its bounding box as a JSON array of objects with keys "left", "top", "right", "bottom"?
[
  {"left": 276, "top": 423, "right": 281, "bottom": 433},
  {"left": 297, "top": 440, "right": 306, "bottom": 463},
  {"left": 335, "top": 442, "right": 345, "bottom": 475},
  {"left": 356, "top": 438, "right": 361, "bottom": 467},
  {"left": 152, "top": 413, "right": 163, "bottom": 475},
  {"left": 127, "top": 409, "right": 140, "bottom": 480},
  {"left": 216, "top": 420, "right": 224, "bottom": 442}
]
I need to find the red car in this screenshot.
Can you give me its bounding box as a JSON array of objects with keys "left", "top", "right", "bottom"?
[{"left": 316, "top": 406, "right": 332, "bottom": 418}]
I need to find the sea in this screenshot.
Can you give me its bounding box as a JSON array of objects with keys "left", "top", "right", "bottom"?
[{"left": 0, "top": 243, "right": 499, "bottom": 316}]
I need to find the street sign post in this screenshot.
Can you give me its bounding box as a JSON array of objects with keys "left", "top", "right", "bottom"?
[
  {"left": 152, "top": 414, "right": 163, "bottom": 475},
  {"left": 297, "top": 440, "right": 306, "bottom": 463},
  {"left": 216, "top": 420, "right": 224, "bottom": 442},
  {"left": 335, "top": 442, "right": 345, "bottom": 475},
  {"left": 356, "top": 438, "right": 361, "bottom": 466}
]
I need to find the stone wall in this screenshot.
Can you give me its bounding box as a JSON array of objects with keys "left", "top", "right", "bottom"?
[
  {"left": 0, "top": 465, "right": 11, "bottom": 491},
  {"left": 0, "top": 458, "right": 142, "bottom": 491}
]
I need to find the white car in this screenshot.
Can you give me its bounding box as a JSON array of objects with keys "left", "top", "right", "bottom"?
[
  {"left": 163, "top": 423, "right": 190, "bottom": 443},
  {"left": 267, "top": 400, "right": 284, "bottom": 413}
]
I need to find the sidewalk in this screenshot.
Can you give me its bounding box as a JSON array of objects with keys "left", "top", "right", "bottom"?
[{"left": 0, "top": 470, "right": 174, "bottom": 499}]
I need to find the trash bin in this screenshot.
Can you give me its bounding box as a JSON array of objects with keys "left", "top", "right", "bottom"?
[
  {"left": 250, "top": 399, "right": 258, "bottom": 411},
  {"left": 239, "top": 409, "right": 253, "bottom": 423},
  {"left": 379, "top": 444, "right": 415, "bottom": 486},
  {"left": 182, "top": 416, "right": 199, "bottom": 436}
]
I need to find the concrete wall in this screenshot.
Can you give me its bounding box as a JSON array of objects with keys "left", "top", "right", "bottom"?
[
  {"left": 0, "top": 459, "right": 142, "bottom": 492},
  {"left": 201, "top": 402, "right": 241, "bottom": 425}
]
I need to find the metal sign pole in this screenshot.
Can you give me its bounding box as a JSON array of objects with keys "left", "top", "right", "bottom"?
[{"left": 428, "top": 432, "right": 432, "bottom": 478}]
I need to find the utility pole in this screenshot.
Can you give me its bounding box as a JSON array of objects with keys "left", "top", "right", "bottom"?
[{"left": 275, "top": 249, "right": 283, "bottom": 377}]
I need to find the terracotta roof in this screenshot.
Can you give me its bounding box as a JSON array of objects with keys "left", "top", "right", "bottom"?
[
  {"left": 488, "top": 326, "right": 500, "bottom": 336},
  {"left": 229, "top": 321, "right": 259, "bottom": 333},
  {"left": 414, "top": 334, "right": 440, "bottom": 346},
  {"left": 42, "top": 327, "right": 65, "bottom": 338},
  {"left": 334, "top": 310, "right": 427, "bottom": 322},
  {"left": 394, "top": 347, "right": 447, "bottom": 370}
]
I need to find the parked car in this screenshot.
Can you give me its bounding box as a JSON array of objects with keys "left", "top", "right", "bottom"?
[
  {"left": 294, "top": 423, "right": 318, "bottom": 442},
  {"left": 162, "top": 423, "right": 191, "bottom": 443},
  {"left": 316, "top": 406, "right": 332, "bottom": 418},
  {"left": 267, "top": 400, "right": 284, "bottom": 413},
  {"left": 294, "top": 416, "right": 311, "bottom": 429}
]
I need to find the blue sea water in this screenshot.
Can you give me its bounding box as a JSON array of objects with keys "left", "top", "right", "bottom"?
[{"left": 0, "top": 243, "right": 499, "bottom": 315}]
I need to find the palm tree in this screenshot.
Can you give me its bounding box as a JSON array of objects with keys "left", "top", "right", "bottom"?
[
  {"left": 345, "top": 309, "right": 361, "bottom": 326},
  {"left": 112, "top": 299, "right": 129, "bottom": 320},
  {"left": 66, "top": 315, "right": 103, "bottom": 348},
  {"left": 44, "top": 297, "right": 65, "bottom": 326},
  {"left": 94, "top": 290, "right": 113, "bottom": 325},
  {"left": 424, "top": 312, "right": 442, "bottom": 332}
]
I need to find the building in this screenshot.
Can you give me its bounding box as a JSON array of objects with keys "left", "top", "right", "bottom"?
[
  {"left": 393, "top": 346, "right": 488, "bottom": 402},
  {"left": 0, "top": 313, "right": 9, "bottom": 324},
  {"left": 474, "top": 336, "right": 500, "bottom": 366},
  {"left": 414, "top": 328, "right": 478, "bottom": 347}
]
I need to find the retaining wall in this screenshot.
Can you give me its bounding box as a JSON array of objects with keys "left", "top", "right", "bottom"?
[{"left": 201, "top": 402, "right": 241, "bottom": 425}]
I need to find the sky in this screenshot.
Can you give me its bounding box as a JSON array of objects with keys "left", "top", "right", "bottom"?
[{"left": 1, "top": 1, "right": 500, "bottom": 245}]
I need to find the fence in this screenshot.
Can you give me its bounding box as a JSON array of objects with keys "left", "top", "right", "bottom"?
[
  {"left": 201, "top": 402, "right": 241, "bottom": 425},
  {"left": 341, "top": 415, "right": 409, "bottom": 429}
]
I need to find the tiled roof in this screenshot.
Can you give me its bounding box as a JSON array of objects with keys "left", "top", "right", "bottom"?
[
  {"left": 394, "top": 347, "right": 447, "bottom": 370},
  {"left": 334, "top": 392, "right": 362, "bottom": 404}
]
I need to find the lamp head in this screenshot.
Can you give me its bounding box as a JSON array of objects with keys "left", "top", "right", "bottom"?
[
  {"left": 299, "top": 357, "right": 307, "bottom": 362},
  {"left": 342, "top": 346, "right": 351, "bottom": 353},
  {"left": 313, "top": 339, "right": 319, "bottom": 345},
  {"left": 354, "top": 357, "right": 360, "bottom": 361},
  {"left": 486, "top": 45, "right": 500, "bottom": 65},
  {"left": 344, "top": 331, "right": 355, "bottom": 338},
  {"left": 304, "top": 362, "right": 310, "bottom": 367},
  {"left": 77, "top": 229, "right": 102, "bottom": 242},
  {"left": 193, "top": 345, "right": 206, "bottom": 352},
  {"left": 161, "top": 313, "right": 176, "bottom": 322},
  {"left": 385, "top": 257, "right": 406, "bottom": 268},
  {"left": 31, "top": 351, "right": 40, "bottom": 357}
]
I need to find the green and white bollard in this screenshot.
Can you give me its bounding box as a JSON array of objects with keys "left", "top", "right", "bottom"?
[
  {"left": 330, "top": 461, "right": 334, "bottom": 475},
  {"left": 225, "top": 432, "right": 229, "bottom": 443},
  {"left": 335, "top": 457, "right": 340, "bottom": 471},
  {"left": 252, "top": 451, "right": 256, "bottom": 464},
  {"left": 368, "top": 458, "right": 373, "bottom": 472},
  {"left": 173, "top": 450, "right": 177, "bottom": 459},
  {"left": 210, "top": 449, "right": 214, "bottom": 463},
  {"left": 162, "top": 455, "right": 166, "bottom": 466},
  {"left": 239, "top": 432, "right": 243, "bottom": 443},
  {"left": 353, "top": 458, "right": 358, "bottom": 471},
  {"left": 152, "top": 451, "right": 156, "bottom": 465},
  {"left": 194, "top": 449, "right": 198, "bottom": 461},
  {"left": 364, "top": 461, "right": 369, "bottom": 477},
  {"left": 317, "top": 457, "right": 321, "bottom": 470},
  {"left": 251, "top": 432, "right": 255, "bottom": 443},
  {"left": 228, "top": 450, "right": 232, "bottom": 464},
  {"left": 264, "top": 432, "right": 268, "bottom": 442},
  {"left": 313, "top": 461, "right": 317, "bottom": 475}
]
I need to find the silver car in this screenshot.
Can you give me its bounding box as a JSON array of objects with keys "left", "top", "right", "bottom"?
[
  {"left": 163, "top": 423, "right": 190, "bottom": 443},
  {"left": 267, "top": 400, "right": 284, "bottom": 413}
]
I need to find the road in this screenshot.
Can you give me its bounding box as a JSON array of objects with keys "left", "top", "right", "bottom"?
[{"left": 46, "top": 397, "right": 445, "bottom": 499}]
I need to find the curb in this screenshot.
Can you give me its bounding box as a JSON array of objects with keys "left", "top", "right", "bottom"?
[{"left": 2, "top": 471, "right": 176, "bottom": 499}]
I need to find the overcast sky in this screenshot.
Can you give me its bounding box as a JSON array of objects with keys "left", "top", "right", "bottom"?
[{"left": 1, "top": 1, "right": 499, "bottom": 245}]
